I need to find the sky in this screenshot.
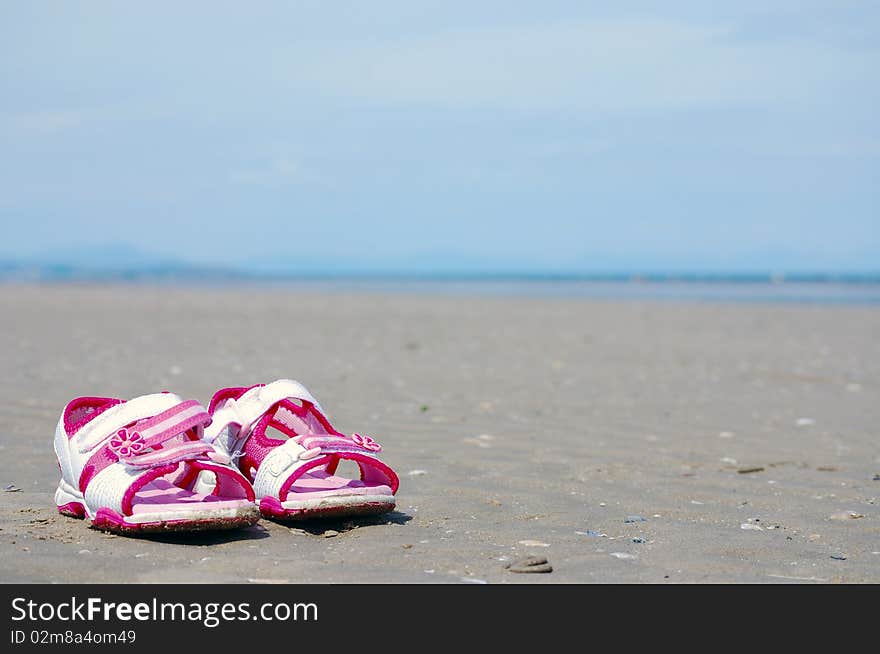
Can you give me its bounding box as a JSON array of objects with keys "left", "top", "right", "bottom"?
[{"left": 1, "top": 1, "right": 878, "bottom": 273}]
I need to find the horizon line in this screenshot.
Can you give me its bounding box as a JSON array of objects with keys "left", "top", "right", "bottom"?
[{"left": 2, "top": 262, "right": 879, "bottom": 284}]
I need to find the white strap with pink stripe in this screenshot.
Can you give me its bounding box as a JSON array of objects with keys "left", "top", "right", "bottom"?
[
  {"left": 204, "top": 379, "right": 328, "bottom": 465},
  {"left": 232, "top": 379, "right": 326, "bottom": 430},
  {"left": 104, "top": 399, "right": 214, "bottom": 468},
  {"left": 75, "top": 393, "right": 182, "bottom": 454}
]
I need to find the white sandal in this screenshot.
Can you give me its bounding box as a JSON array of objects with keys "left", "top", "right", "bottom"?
[
  {"left": 206, "top": 380, "right": 399, "bottom": 521},
  {"left": 54, "top": 392, "right": 259, "bottom": 534}
]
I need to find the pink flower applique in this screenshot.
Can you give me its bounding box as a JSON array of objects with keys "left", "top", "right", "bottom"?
[
  {"left": 109, "top": 429, "right": 145, "bottom": 458},
  {"left": 351, "top": 432, "right": 381, "bottom": 452}
]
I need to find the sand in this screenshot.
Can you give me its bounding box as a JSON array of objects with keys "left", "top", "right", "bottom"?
[{"left": 1, "top": 284, "right": 878, "bottom": 583}]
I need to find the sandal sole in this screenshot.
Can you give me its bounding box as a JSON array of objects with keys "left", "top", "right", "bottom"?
[
  {"left": 57, "top": 502, "right": 260, "bottom": 535},
  {"left": 259, "top": 496, "right": 396, "bottom": 521}
]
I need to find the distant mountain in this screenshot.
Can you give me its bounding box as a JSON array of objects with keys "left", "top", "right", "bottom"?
[
  {"left": 1, "top": 242, "right": 877, "bottom": 283},
  {"left": 22, "top": 243, "right": 190, "bottom": 270},
  {"left": 244, "top": 248, "right": 583, "bottom": 277},
  {"left": 0, "top": 243, "right": 246, "bottom": 282}
]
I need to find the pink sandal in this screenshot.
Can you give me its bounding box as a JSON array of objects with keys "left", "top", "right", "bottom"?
[
  {"left": 206, "top": 380, "right": 399, "bottom": 521},
  {"left": 53, "top": 392, "right": 259, "bottom": 534}
]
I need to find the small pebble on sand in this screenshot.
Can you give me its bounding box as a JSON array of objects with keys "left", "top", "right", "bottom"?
[
  {"left": 4, "top": 484, "right": 21, "bottom": 492},
  {"left": 518, "top": 539, "right": 550, "bottom": 547},
  {"left": 406, "top": 469, "right": 428, "bottom": 477},
  {"left": 830, "top": 511, "right": 864, "bottom": 520},
  {"left": 624, "top": 515, "right": 647, "bottom": 523},
  {"left": 830, "top": 553, "right": 847, "bottom": 561},
  {"left": 796, "top": 418, "right": 816, "bottom": 426},
  {"left": 505, "top": 556, "right": 553, "bottom": 573},
  {"left": 609, "top": 552, "right": 636, "bottom": 560},
  {"left": 462, "top": 434, "right": 495, "bottom": 448},
  {"left": 741, "top": 523, "right": 763, "bottom": 531},
  {"left": 323, "top": 530, "right": 339, "bottom": 538}
]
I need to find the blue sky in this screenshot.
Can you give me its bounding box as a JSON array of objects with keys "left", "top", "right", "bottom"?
[{"left": 1, "top": 1, "right": 877, "bottom": 273}]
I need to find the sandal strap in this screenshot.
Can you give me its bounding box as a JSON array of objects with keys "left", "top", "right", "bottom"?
[
  {"left": 252, "top": 438, "right": 314, "bottom": 498},
  {"left": 251, "top": 435, "right": 398, "bottom": 500},
  {"left": 83, "top": 461, "right": 178, "bottom": 516},
  {"left": 109, "top": 399, "right": 213, "bottom": 468},
  {"left": 233, "top": 379, "right": 326, "bottom": 430},
  {"left": 189, "top": 461, "right": 256, "bottom": 502},
  {"left": 75, "top": 393, "right": 183, "bottom": 454},
  {"left": 131, "top": 400, "right": 211, "bottom": 448}
]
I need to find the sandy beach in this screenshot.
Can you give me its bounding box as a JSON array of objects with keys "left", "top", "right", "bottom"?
[{"left": 1, "top": 284, "right": 878, "bottom": 583}]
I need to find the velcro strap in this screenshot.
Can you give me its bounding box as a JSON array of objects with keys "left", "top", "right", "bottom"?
[
  {"left": 250, "top": 435, "right": 386, "bottom": 500},
  {"left": 76, "top": 393, "right": 182, "bottom": 454},
  {"left": 251, "top": 439, "right": 310, "bottom": 499},
  {"left": 234, "top": 379, "right": 326, "bottom": 429},
  {"left": 133, "top": 399, "right": 212, "bottom": 448},
  {"left": 298, "top": 434, "right": 382, "bottom": 455},
  {"left": 118, "top": 441, "right": 214, "bottom": 469}
]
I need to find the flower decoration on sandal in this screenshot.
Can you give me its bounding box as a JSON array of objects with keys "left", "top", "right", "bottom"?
[
  {"left": 351, "top": 432, "right": 382, "bottom": 452},
  {"left": 108, "top": 429, "right": 145, "bottom": 458}
]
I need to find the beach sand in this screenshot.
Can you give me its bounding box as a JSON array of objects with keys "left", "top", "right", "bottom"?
[{"left": 1, "top": 285, "right": 878, "bottom": 583}]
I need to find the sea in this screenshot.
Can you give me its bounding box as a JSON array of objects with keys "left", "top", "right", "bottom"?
[
  {"left": 4, "top": 265, "right": 879, "bottom": 305},
  {"left": 258, "top": 277, "right": 880, "bottom": 305}
]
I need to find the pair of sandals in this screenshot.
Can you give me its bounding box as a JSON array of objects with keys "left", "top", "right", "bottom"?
[{"left": 53, "top": 379, "right": 399, "bottom": 534}]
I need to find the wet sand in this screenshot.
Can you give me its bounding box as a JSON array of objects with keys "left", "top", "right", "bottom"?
[{"left": 1, "top": 285, "right": 878, "bottom": 583}]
